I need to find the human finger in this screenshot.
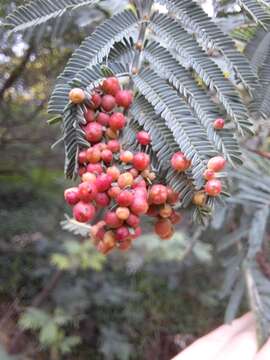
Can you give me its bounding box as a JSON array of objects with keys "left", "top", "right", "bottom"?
[
  {"left": 215, "top": 325, "right": 257, "bottom": 360},
  {"left": 255, "top": 337, "right": 270, "bottom": 360},
  {"left": 172, "top": 313, "right": 255, "bottom": 360}
]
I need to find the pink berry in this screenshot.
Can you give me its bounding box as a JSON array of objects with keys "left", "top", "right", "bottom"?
[
  {"left": 84, "top": 122, "right": 103, "bottom": 143},
  {"left": 95, "top": 192, "right": 110, "bottom": 207},
  {"left": 136, "top": 131, "right": 151, "bottom": 145},
  {"left": 73, "top": 201, "right": 96, "bottom": 222},
  {"left": 85, "top": 109, "right": 95, "bottom": 122},
  {"left": 115, "top": 90, "right": 133, "bottom": 109},
  {"left": 95, "top": 173, "right": 112, "bottom": 192},
  {"left": 207, "top": 156, "right": 226, "bottom": 172},
  {"left": 96, "top": 112, "right": 110, "bottom": 126},
  {"left": 109, "top": 112, "right": 126, "bottom": 130},
  {"left": 171, "top": 152, "right": 191, "bottom": 171},
  {"left": 116, "top": 190, "right": 134, "bottom": 207},
  {"left": 102, "top": 77, "right": 121, "bottom": 96},
  {"left": 101, "top": 94, "right": 116, "bottom": 112},
  {"left": 205, "top": 179, "right": 222, "bottom": 196},
  {"left": 64, "top": 187, "right": 80, "bottom": 205},
  {"left": 133, "top": 152, "right": 150, "bottom": 171},
  {"left": 86, "top": 163, "right": 103, "bottom": 175},
  {"left": 213, "top": 118, "right": 225, "bottom": 129},
  {"left": 78, "top": 182, "right": 98, "bottom": 202}
]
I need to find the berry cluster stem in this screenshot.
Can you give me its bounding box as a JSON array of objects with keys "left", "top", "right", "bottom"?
[{"left": 131, "top": 0, "right": 153, "bottom": 74}]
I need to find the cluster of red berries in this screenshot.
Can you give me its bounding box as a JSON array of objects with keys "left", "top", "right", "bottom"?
[
  {"left": 64, "top": 78, "right": 181, "bottom": 254},
  {"left": 192, "top": 156, "right": 226, "bottom": 206}
]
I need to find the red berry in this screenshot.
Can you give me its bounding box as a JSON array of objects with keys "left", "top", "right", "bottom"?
[
  {"left": 96, "top": 241, "right": 112, "bottom": 254},
  {"left": 205, "top": 179, "right": 222, "bottom": 196},
  {"left": 107, "top": 186, "right": 121, "bottom": 199},
  {"left": 105, "top": 127, "right": 119, "bottom": 139},
  {"left": 93, "top": 142, "right": 107, "bottom": 151},
  {"left": 86, "top": 147, "right": 101, "bottom": 163},
  {"left": 102, "top": 77, "right": 121, "bottom": 95},
  {"left": 73, "top": 201, "right": 96, "bottom": 223},
  {"left": 134, "top": 186, "right": 148, "bottom": 199},
  {"left": 118, "top": 172, "right": 134, "bottom": 188},
  {"left": 78, "top": 150, "right": 87, "bottom": 164},
  {"left": 84, "top": 122, "right": 103, "bottom": 143},
  {"left": 167, "top": 187, "right": 179, "bottom": 204},
  {"left": 203, "top": 169, "right": 216, "bottom": 180},
  {"left": 107, "top": 140, "right": 120, "bottom": 153},
  {"left": 126, "top": 213, "right": 140, "bottom": 228},
  {"left": 104, "top": 211, "right": 123, "bottom": 228},
  {"left": 90, "top": 91, "right": 102, "bottom": 109},
  {"left": 116, "top": 190, "right": 134, "bottom": 207},
  {"left": 64, "top": 187, "right": 80, "bottom": 205},
  {"left": 160, "top": 227, "right": 175, "bottom": 240},
  {"left": 106, "top": 166, "right": 120, "bottom": 181},
  {"left": 170, "top": 211, "right": 182, "bottom": 225},
  {"left": 116, "top": 207, "right": 130, "bottom": 220},
  {"left": 96, "top": 173, "right": 112, "bottom": 192},
  {"left": 101, "top": 149, "right": 113, "bottom": 164},
  {"left": 91, "top": 221, "right": 105, "bottom": 242},
  {"left": 159, "top": 204, "right": 173, "bottom": 218},
  {"left": 78, "top": 182, "right": 98, "bottom": 202},
  {"left": 96, "top": 112, "right": 110, "bottom": 126},
  {"left": 101, "top": 94, "right": 116, "bottom": 112},
  {"left": 109, "top": 112, "right": 126, "bottom": 130},
  {"left": 115, "top": 90, "right": 133, "bottom": 109},
  {"left": 132, "top": 178, "right": 147, "bottom": 190},
  {"left": 136, "top": 131, "right": 151, "bottom": 145},
  {"left": 213, "top": 118, "right": 225, "bottom": 129},
  {"left": 149, "top": 184, "right": 168, "bottom": 205},
  {"left": 69, "top": 88, "right": 85, "bottom": 104},
  {"left": 120, "top": 151, "right": 133, "bottom": 164},
  {"left": 171, "top": 152, "right": 191, "bottom": 171},
  {"left": 95, "top": 192, "right": 110, "bottom": 207},
  {"left": 81, "top": 172, "right": 96, "bottom": 183},
  {"left": 86, "top": 163, "right": 103, "bottom": 175},
  {"left": 116, "top": 226, "right": 130, "bottom": 241},
  {"left": 85, "top": 109, "right": 95, "bottom": 122},
  {"left": 130, "top": 197, "right": 149, "bottom": 215},
  {"left": 207, "top": 156, "right": 226, "bottom": 172},
  {"left": 103, "top": 230, "right": 116, "bottom": 248},
  {"left": 133, "top": 152, "right": 150, "bottom": 171},
  {"left": 154, "top": 219, "right": 172, "bottom": 238},
  {"left": 96, "top": 226, "right": 106, "bottom": 241}
]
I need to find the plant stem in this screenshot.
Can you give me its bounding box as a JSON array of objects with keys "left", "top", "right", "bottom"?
[{"left": 131, "top": 0, "right": 153, "bottom": 73}]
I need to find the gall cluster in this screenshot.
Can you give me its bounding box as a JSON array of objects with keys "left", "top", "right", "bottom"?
[{"left": 65, "top": 77, "right": 181, "bottom": 254}]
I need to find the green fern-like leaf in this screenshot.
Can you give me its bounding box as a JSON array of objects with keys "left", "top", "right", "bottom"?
[
  {"left": 60, "top": 214, "right": 91, "bottom": 236},
  {"left": 130, "top": 96, "right": 195, "bottom": 205},
  {"left": 156, "top": 0, "right": 258, "bottom": 90},
  {"left": 58, "top": 9, "right": 137, "bottom": 82},
  {"left": 133, "top": 67, "right": 216, "bottom": 189},
  {"left": 149, "top": 12, "right": 254, "bottom": 134},
  {"left": 238, "top": 0, "right": 270, "bottom": 27},
  {"left": 144, "top": 41, "right": 242, "bottom": 165},
  {"left": 4, "top": 0, "right": 100, "bottom": 33},
  {"left": 62, "top": 104, "right": 89, "bottom": 179}
]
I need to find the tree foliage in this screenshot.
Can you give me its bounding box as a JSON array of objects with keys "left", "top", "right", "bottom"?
[{"left": 5, "top": 1, "right": 269, "bottom": 218}]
